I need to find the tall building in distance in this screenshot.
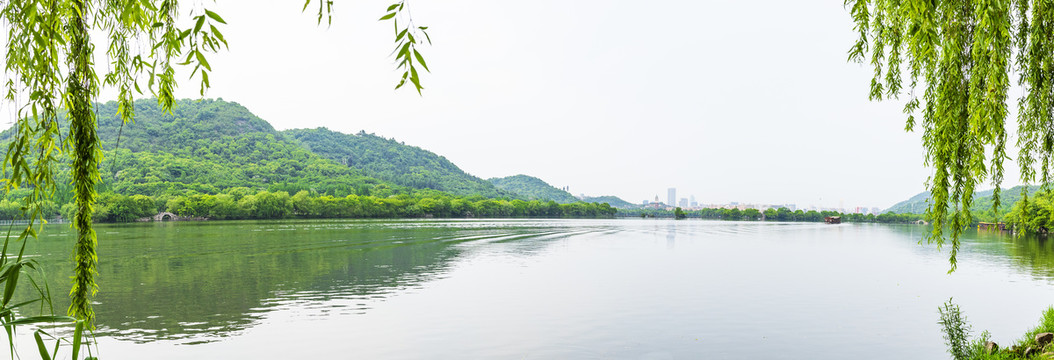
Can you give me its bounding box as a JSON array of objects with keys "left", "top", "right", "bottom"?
[
  {"left": 690, "top": 195, "right": 697, "bottom": 208},
  {"left": 668, "top": 188, "right": 676, "bottom": 206}
]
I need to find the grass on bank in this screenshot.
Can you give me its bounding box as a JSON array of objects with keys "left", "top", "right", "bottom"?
[{"left": 943, "top": 299, "right": 1054, "bottom": 359}]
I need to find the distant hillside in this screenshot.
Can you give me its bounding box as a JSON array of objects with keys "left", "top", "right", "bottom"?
[
  {"left": 883, "top": 191, "right": 931, "bottom": 214},
  {"left": 95, "top": 98, "right": 276, "bottom": 151},
  {"left": 884, "top": 185, "right": 1040, "bottom": 218},
  {"left": 0, "top": 99, "right": 396, "bottom": 198},
  {"left": 581, "top": 196, "right": 636, "bottom": 209},
  {"left": 488, "top": 175, "right": 578, "bottom": 204},
  {"left": 101, "top": 100, "right": 398, "bottom": 197},
  {"left": 0, "top": 98, "right": 626, "bottom": 221},
  {"left": 0, "top": 99, "right": 530, "bottom": 199},
  {"left": 285, "top": 127, "right": 507, "bottom": 198}
]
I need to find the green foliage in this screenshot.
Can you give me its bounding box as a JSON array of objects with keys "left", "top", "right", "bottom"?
[
  {"left": 848, "top": 0, "right": 1054, "bottom": 271},
  {"left": 997, "top": 190, "right": 1054, "bottom": 235},
  {"left": 1006, "top": 191, "right": 1054, "bottom": 234},
  {"left": 93, "top": 189, "right": 616, "bottom": 220},
  {"left": 884, "top": 191, "right": 941, "bottom": 214},
  {"left": 580, "top": 195, "right": 636, "bottom": 209},
  {"left": 885, "top": 186, "right": 1039, "bottom": 222},
  {"left": 0, "top": 220, "right": 88, "bottom": 359},
  {"left": 1016, "top": 306, "right": 1054, "bottom": 350},
  {"left": 932, "top": 302, "right": 1054, "bottom": 360},
  {"left": 67, "top": 1, "right": 100, "bottom": 325},
  {"left": 0, "top": 99, "right": 403, "bottom": 199},
  {"left": 488, "top": 175, "right": 578, "bottom": 204},
  {"left": 379, "top": 1, "right": 431, "bottom": 94},
  {"left": 286, "top": 127, "right": 507, "bottom": 198},
  {"left": 741, "top": 208, "right": 762, "bottom": 221},
  {"left": 939, "top": 299, "right": 974, "bottom": 360},
  {"left": 968, "top": 331, "right": 1015, "bottom": 360},
  {"left": 673, "top": 207, "right": 686, "bottom": 220},
  {"left": 2, "top": 100, "right": 606, "bottom": 222},
  {"left": 302, "top": 0, "right": 431, "bottom": 93},
  {"left": 95, "top": 194, "right": 155, "bottom": 223}
]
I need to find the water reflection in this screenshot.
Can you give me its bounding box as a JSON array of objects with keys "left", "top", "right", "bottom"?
[
  {"left": 19, "top": 220, "right": 604, "bottom": 344},
  {"left": 964, "top": 230, "right": 1054, "bottom": 282},
  {"left": 666, "top": 223, "right": 676, "bottom": 249},
  {"left": 19, "top": 220, "right": 1054, "bottom": 359},
  {"left": 26, "top": 219, "right": 1054, "bottom": 353},
  {"left": 876, "top": 223, "right": 1054, "bottom": 282}
]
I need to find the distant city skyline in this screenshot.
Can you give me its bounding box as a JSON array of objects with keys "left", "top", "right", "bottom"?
[
  {"left": 637, "top": 185, "right": 886, "bottom": 212},
  {"left": 634, "top": 192, "right": 883, "bottom": 215}
]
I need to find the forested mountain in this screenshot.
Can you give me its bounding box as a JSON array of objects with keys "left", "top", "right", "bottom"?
[
  {"left": 285, "top": 127, "right": 508, "bottom": 197},
  {"left": 884, "top": 185, "right": 1040, "bottom": 220},
  {"left": 0, "top": 99, "right": 408, "bottom": 199},
  {"left": 0, "top": 99, "right": 621, "bottom": 221},
  {"left": 91, "top": 99, "right": 391, "bottom": 197},
  {"left": 95, "top": 98, "right": 276, "bottom": 151},
  {"left": 0, "top": 99, "right": 513, "bottom": 199},
  {"left": 488, "top": 175, "right": 578, "bottom": 204},
  {"left": 581, "top": 196, "right": 636, "bottom": 209}
]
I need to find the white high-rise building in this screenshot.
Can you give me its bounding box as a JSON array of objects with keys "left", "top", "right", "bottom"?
[{"left": 668, "top": 188, "right": 676, "bottom": 206}]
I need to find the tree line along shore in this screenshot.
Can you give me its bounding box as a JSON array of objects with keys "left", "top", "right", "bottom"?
[
  {"left": 0, "top": 189, "right": 619, "bottom": 222},
  {"left": 618, "top": 206, "right": 926, "bottom": 224}
]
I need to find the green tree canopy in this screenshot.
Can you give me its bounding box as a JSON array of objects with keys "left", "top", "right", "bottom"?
[{"left": 847, "top": 0, "right": 1053, "bottom": 271}]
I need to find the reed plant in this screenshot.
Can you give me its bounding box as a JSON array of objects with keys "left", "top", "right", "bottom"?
[
  {"left": 940, "top": 299, "right": 974, "bottom": 360},
  {"left": 0, "top": 223, "right": 95, "bottom": 359}
]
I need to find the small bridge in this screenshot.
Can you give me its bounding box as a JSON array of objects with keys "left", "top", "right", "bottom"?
[{"left": 152, "top": 212, "right": 179, "bottom": 221}]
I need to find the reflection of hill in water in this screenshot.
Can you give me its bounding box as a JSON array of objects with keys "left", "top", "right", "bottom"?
[
  {"left": 882, "top": 224, "right": 1054, "bottom": 282},
  {"left": 20, "top": 220, "right": 589, "bottom": 344},
  {"left": 971, "top": 231, "right": 1054, "bottom": 281}
]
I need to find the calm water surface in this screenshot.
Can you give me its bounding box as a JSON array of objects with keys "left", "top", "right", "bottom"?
[{"left": 11, "top": 219, "right": 1054, "bottom": 359}]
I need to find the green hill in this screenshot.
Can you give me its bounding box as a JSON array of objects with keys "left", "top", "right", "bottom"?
[
  {"left": 284, "top": 127, "right": 508, "bottom": 198},
  {"left": 90, "top": 99, "right": 391, "bottom": 197},
  {"left": 0, "top": 99, "right": 622, "bottom": 221},
  {"left": 581, "top": 195, "right": 636, "bottom": 209},
  {"left": 488, "top": 175, "right": 578, "bottom": 204},
  {"left": 1, "top": 99, "right": 517, "bottom": 199},
  {"left": 883, "top": 191, "right": 931, "bottom": 214},
  {"left": 884, "top": 185, "right": 1040, "bottom": 220},
  {"left": 0, "top": 99, "right": 472, "bottom": 199}
]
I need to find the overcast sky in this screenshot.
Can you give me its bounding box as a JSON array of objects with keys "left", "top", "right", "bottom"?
[{"left": 9, "top": 0, "right": 1021, "bottom": 210}]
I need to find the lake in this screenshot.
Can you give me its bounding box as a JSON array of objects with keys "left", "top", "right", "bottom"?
[{"left": 10, "top": 219, "right": 1054, "bottom": 359}]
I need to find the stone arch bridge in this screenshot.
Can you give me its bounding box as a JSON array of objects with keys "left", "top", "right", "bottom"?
[
  {"left": 153, "top": 212, "right": 179, "bottom": 221},
  {"left": 137, "top": 212, "right": 179, "bottom": 222}
]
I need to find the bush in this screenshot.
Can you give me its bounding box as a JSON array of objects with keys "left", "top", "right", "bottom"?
[{"left": 939, "top": 299, "right": 974, "bottom": 360}]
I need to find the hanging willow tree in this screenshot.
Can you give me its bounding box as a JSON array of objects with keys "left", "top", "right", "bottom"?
[
  {"left": 846, "top": 0, "right": 1054, "bottom": 271},
  {"left": 0, "top": 0, "right": 429, "bottom": 344}
]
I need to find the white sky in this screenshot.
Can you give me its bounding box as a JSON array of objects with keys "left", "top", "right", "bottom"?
[{"left": 10, "top": 0, "right": 1027, "bottom": 209}]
